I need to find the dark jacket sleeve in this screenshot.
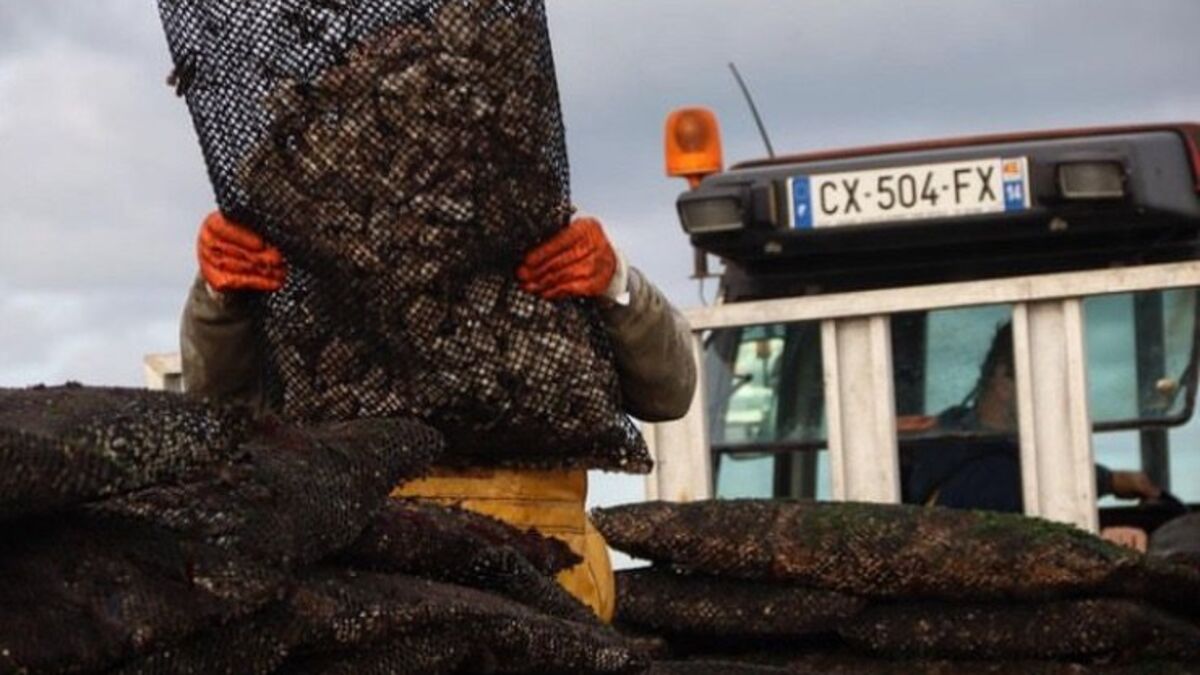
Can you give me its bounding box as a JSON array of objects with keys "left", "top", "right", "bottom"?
[
  {"left": 179, "top": 274, "right": 266, "bottom": 410},
  {"left": 600, "top": 267, "right": 697, "bottom": 422}
]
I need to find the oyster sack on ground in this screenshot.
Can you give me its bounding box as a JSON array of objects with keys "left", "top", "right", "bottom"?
[
  {"left": 785, "top": 652, "right": 1200, "bottom": 675},
  {"left": 157, "top": 0, "right": 650, "bottom": 472},
  {"left": 0, "top": 513, "right": 285, "bottom": 674},
  {"left": 647, "top": 662, "right": 794, "bottom": 675},
  {"left": 277, "top": 569, "right": 648, "bottom": 675},
  {"left": 593, "top": 500, "right": 1200, "bottom": 608},
  {"left": 0, "top": 385, "right": 246, "bottom": 521},
  {"left": 107, "top": 609, "right": 292, "bottom": 675},
  {"left": 94, "top": 417, "right": 443, "bottom": 570},
  {"left": 616, "top": 567, "right": 866, "bottom": 640},
  {"left": 839, "top": 599, "right": 1200, "bottom": 661},
  {"left": 344, "top": 498, "right": 580, "bottom": 577},
  {"left": 340, "top": 499, "right": 593, "bottom": 622}
]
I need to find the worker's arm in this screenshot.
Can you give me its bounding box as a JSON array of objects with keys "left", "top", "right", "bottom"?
[
  {"left": 600, "top": 265, "right": 697, "bottom": 422},
  {"left": 1097, "top": 464, "right": 1163, "bottom": 501},
  {"left": 519, "top": 217, "right": 697, "bottom": 423},
  {"left": 180, "top": 212, "right": 286, "bottom": 409},
  {"left": 180, "top": 275, "right": 265, "bottom": 408}
]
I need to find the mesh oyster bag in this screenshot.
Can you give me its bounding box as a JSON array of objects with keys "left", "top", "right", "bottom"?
[
  {"left": 340, "top": 499, "right": 594, "bottom": 622},
  {"left": 277, "top": 569, "right": 648, "bottom": 675},
  {"left": 593, "top": 501, "right": 1200, "bottom": 610},
  {"left": 784, "top": 652, "right": 1200, "bottom": 675},
  {"left": 0, "top": 385, "right": 246, "bottom": 521},
  {"left": 157, "top": 0, "right": 649, "bottom": 472},
  {"left": 107, "top": 609, "right": 292, "bottom": 675},
  {"left": 616, "top": 567, "right": 866, "bottom": 640},
  {"left": 0, "top": 513, "right": 286, "bottom": 674},
  {"left": 838, "top": 598, "right": 1200, "bottom": 662},
  {"left": 95, "top": 417, "right": 443, "bottom": 570}
]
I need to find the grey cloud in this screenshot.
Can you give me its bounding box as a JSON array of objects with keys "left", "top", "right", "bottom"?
[
  {"left": 0, "top": 0, "right": 164, "bottom": 58},
  {"left": 0, "top": 288, "right": 183, "bottom": 387}
]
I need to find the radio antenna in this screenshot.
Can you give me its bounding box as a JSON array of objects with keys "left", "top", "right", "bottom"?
[{"left": 728, "top": 62, "right": 775, "bottom": 159}]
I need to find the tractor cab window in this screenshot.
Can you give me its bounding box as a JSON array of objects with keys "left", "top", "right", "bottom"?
[
  {"left": 705, "top": 288, "right": 1200, "bottom": 508},
  {"left": 705, "top": 321, "right": 829, "bottom": 500}
]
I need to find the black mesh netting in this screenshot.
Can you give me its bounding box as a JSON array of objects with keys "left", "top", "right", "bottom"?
[
  {"left": 592, "top": 500, "right": 1200, "bottom": 611},
  {"left": 339, "top": 498, "right": 594, "bottom": 623},
  {"left": 156, "top": 0, "right": 650, "bottom": 473},
  {"left": 839, "top": 599, "right": 1200, "bottom": 661},
  {"left": 345, "top": 498, "right": 580, "bottom": 577},
  {"left": 616, "top": 567, "right": 866, "bottom": 640},
  {"left": 784, "top": 652, "right": 1200, "bottom": 675},
  {"left": 0, "top": 384, "right": 247, "bottom": 521},
  {"left": 0, "top": 387, "right": 448, "bottom": 673},
  {"left": 647, "top": 662, "right": 794, "bottom": 675},
  {"left": 107, "top": 609, "right": 293, "bottom": 675},
  {"left": 275, "top": 569, "right": 648, "bottom": 674},
  {"left": 94, "top": 417, "right": 443, "bottom": 570},
  {"left": 0, "top": 512, "right": 286, "bottom": 674}
]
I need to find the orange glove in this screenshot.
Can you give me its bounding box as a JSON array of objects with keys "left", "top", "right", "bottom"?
[
  {"left": 198, "top": 211, "right": 287, "bottom": 293},
  {"left": 517, "top": 217, "right": 618, "bottom": 300}
]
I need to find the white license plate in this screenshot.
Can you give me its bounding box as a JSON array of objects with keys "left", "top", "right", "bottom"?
[{"left": 788, "top": 157, "right": 1030, "bottom": 229}]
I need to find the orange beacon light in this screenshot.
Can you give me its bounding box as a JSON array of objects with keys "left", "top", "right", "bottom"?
[{"left": 665, "top": 107, "right": 724, "bottom": 189}]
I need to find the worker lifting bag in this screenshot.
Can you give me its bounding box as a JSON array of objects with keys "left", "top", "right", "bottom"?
[{"left": 157, "top": 0, "right": 649, "bottom": 472}]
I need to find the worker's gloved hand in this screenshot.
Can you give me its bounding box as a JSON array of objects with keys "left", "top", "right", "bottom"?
[
  {"left": 517, "top": 217, "right": 623, "bottom": 301},
  {"left": 1111, "top": 470, "right": 1163, "bottom": 501},
  {"left": 198, "top": 211, "right": 287, "bottom": 294}
]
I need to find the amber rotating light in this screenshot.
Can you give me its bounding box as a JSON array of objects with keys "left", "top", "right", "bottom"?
[{"left": 666, "top": 107, "right": 725, "bottom": 189}]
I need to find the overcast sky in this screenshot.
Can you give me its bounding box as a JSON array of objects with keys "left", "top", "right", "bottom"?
[{"left": 2, "top": 2, "right": 1199, "bottom": 509}]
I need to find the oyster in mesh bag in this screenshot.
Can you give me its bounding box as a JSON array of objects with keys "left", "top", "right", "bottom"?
[
  {"left": 107, "top": 608, "right": 292, "bottom": 675},
  {"left": 593, "top": 500, "right": 1200, "bottom": 610},
  {"left": 341, "top": 499, "right": 592, "bottom": 622},
  {"left": 157, "top": 0, "right": 650, "bottom": 472},
  {"left": 616, "top": 567, "right": 866, "bottom": 640},
  {"left": 94, "top": 417, "right": 443, "bottom": 569},
  {"left": 839, "top": 599, "right": 1200, "bottom": 661},
  {"left": 648, "top": 662, "right": 794, "bottom": 675},
  {"left": 277, "top": 569, "right": 648, "bottom": 675},
  {"left": 785, "top": 651, "right": 1200, "bottom": 675},
  {"left": 0, "top": 513, "right": 285, "bottom": 674},
  {"left": 0, "top": 385, "right": 246, "bottom": 521}
]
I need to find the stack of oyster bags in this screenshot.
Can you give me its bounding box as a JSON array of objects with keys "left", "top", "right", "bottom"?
[
  {"left": 596, "top": 500, "right": 1200, "bottom": 674},
  {"left": 0, "top": 385, "right": 648, "bottom": 674}
]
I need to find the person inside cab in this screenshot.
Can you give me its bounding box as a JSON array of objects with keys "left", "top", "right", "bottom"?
[
  {"left": 182, "top": 212, "right": 698, "bottom": 622},
  {"left": 905, "top": 322, "right": 1162, "bottom": 515}
]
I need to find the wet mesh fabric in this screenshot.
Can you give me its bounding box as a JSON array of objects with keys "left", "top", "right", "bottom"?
[
  {"left": 279, "top": 569, "right": 648, "bottom": 674},
  {"left": 339, "top": 499, "right": 592, "bottom": 621},
  {"left": 275, "top": 636, "right": 474, "bottom": 675},
  {"left": 839, "top": 599, "right": 1200, "bottom": 661},
  {"left": 647, "top": 662, "right": 793, "bottom": 675},
  {"left": 0, "top": 513, "right": 284, "bottom": 674},
  {"left": 785, "top": 652, "right": 1200, "bottom": 675},
  {"left": 107, "top": 610, "right": 292, "bottom": 675},
  {"left": 593, "top": 500, "right": 1200, "bottom": 606},
  {"left": 0, "top": 385, "right": 246, "bottom": 521},
  {"left": 156, "top": 0, "right": 650, "bottom": 473},
  {"left": 345, "top": 498, "right": 580, "bottom": 576},
  {"left": 616, "top": 567, "right": 866, "bottom": 639},
  {"left": 94, "top": 417, "right": 443, "bottom": 569}
]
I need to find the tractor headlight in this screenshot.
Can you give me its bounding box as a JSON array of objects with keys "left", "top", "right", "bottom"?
[{"left": 678, "top": 187, "right": 747, "bottom": 235}]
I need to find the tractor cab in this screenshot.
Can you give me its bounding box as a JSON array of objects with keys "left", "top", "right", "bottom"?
[{"left": 646, "top": 110, "right": 1200, "bottom": 536}]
